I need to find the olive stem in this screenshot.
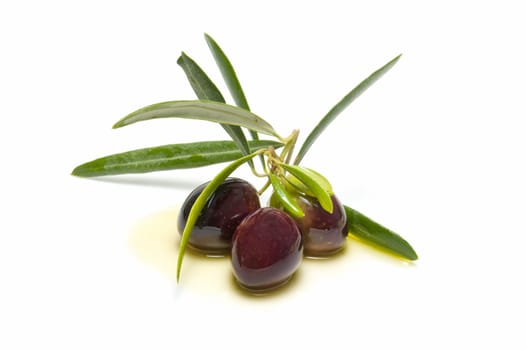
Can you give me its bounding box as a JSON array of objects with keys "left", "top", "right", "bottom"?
[
  {"left": 258, "top": 179, "right": 271, "bottom": 195},
  {"left": 250, "top": 165, "right": 268, "bottom": 178},
  {"left": 278, "top": 129, "right": 299, "bottom": 165}
]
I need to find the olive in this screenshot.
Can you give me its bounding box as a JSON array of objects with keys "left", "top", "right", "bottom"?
[
  {"left": 231, "top": 207, "right": 303, "bottom": 291},
  {"left": 177, "top": 178, "right": 260, "bottom": 255},
  {"left": 271, "top": 192, "right": 348, "bottom": 257}
]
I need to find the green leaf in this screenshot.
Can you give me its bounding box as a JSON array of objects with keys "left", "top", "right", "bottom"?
[
  {"left": 301, "top": 168, "right": 333, "bottom": 195},
  {"left": 284, "top": 175, "right": 315, "bottom": 197},
  {"left": 294, "top": 54, "right": 402, "bottom": 164},
  {"left": 204, "top": 33, "right": 265, "bottom": 169},
  {"left": 283, "top": 168, "right": 333, "bottom": 198},
  {"left": 113, "top": 100, "right": 279, "bottom": 137},
  {"left": 177, "top": 52, "right": 226, "bottom": 102},
  {"left": 177, "top": 52, "right": 252, "bottom": 162},
  {"left": 177, "top": 151, "right": 263, "bottom": 281},
  {"left": 204, "top": 33, "right": 250, "bottom": 111},
  {"left": 269, "top": 173, "right": 305, "bottom": 218},
  {"left": 71, "top": 140, "right": 283, "bottom": 177},
  {"left": 344, "top": 205, "right": 418, "bottom": 261},
  {"left": 280, "top": 164, "right": 333, "bottom": 213}
]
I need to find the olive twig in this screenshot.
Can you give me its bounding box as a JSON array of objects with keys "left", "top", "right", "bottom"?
[
  {"left": 279, "top": 129, "right": 299, "bottom": 165},
  {"left": 71, "top": 33, "right": 418, "bottom": 294},
  {"left": 257, "top": 179, "right": 271, "bottom": 196}
]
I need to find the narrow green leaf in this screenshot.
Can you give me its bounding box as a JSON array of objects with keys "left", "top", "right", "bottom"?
[
  {"left": 204, "top": 33, "right": 265, "bottom": 169},
  {"left": 283, "top": 174, "right": 315, "bottom": 197},
  {"left": 281, "top": 164, "right": 333, "bottom": 213},
  {"left": 301, "top": 168, "right": 333, "bottom": 195},
  {"left": 113, "top": 100, "right": 279, "bottom": 137},
  {"left": 71, "top": 140, "right": 283, "bottom": 177},
  {"left": 269, "top": 173, "right": 305, "bottom": 218},
  {"left": 204, "top": 33, "right": 250, "bottom": 111},
  {"left": 283, "top": 168, "right": 333, "bottom": 198},
  {"left": 294, "top": 54, "right": 402, "bottom": 164},
  {"left": 177, "top": 151, "right": 262, "bottom": 281},
  {"left": 344, "top": 205, "right": 418, "bottom": 260},
  {"left": 177, "top": 52, "right": 252, "bottom": 163},
  {"left": 177, "top": 52, "right": 225, "bottom": 102}
]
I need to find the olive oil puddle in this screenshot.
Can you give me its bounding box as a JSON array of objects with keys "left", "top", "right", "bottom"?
[{"left": 128, "top": 206, "right": 413, "bottom": 300}]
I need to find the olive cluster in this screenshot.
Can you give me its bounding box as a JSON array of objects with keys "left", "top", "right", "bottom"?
[{"left": 178, "top": 178, "right": 347, "bottom": 292}]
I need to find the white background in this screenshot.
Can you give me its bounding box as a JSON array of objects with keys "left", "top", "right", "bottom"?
[{"left": 1, "top": 1, "right": 526, "bottom": 349}]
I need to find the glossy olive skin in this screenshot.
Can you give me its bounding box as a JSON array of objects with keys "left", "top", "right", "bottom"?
[
  {"left": 271, "top": 193, "right": 348, "bottom": 257},
  {"left": 177, "top": 178, "right": 260, "bottom": 255},
  {"left": 231, "top": 208, "right": 303, "bottom": 291}
]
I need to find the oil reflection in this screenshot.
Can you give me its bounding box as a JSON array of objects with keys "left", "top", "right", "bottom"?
[{"left": 127, "top": 206, "right": 414, "bottom": 301}]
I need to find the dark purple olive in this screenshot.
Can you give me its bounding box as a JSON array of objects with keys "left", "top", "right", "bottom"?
[
  {"left": 270, "top": 192, "right": 348, "bottom": 257},
  {"left": 231, "top": 207, "right": 303, "bottom": 291},
  {"left": 177, "top": 178, "right": 260, "bottom": 255}
]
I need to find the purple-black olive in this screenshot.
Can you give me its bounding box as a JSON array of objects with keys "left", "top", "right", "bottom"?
[
  {"left": 271, "top": 193, "right": 348, "bottom": 257},
  {"left": 231, "top": 207, "right": 303, "bottom": 291},
  {"left": 177, "top": 178, "right": 260, "bottom": 255}
]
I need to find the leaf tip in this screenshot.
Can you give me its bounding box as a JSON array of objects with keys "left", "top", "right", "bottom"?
[
  {"left": 203, "top": 32, "right": 214, "bottom": 44},
  {"left": 406, "top": 247, "right": 418, "bottom": 261},
  {"left": 294, "top": 211, "right": 306, "bottom": 219},
  {"left": 71, "top": 166, "right": 85, "bottom": 177},
  {"left": 391, "top": 53, "right": 403, "bottom": 65},
  {"left": 112, "top": 112, "right": 133, "bottom": 128},
  {"left": 72, "top": 163, "right": 100, "bottom": 177},
  {"left": 177, "top": 52, "right": 188, "bottom": 65},
  {"left": 395, "top": 249, "right": 418, "bottom": 262},
  {"left": 176, "top": 252, "right": 184, "bottom": 283},
  {"left": 322, "top": 200, "right": 334, "bottom": 215}
]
